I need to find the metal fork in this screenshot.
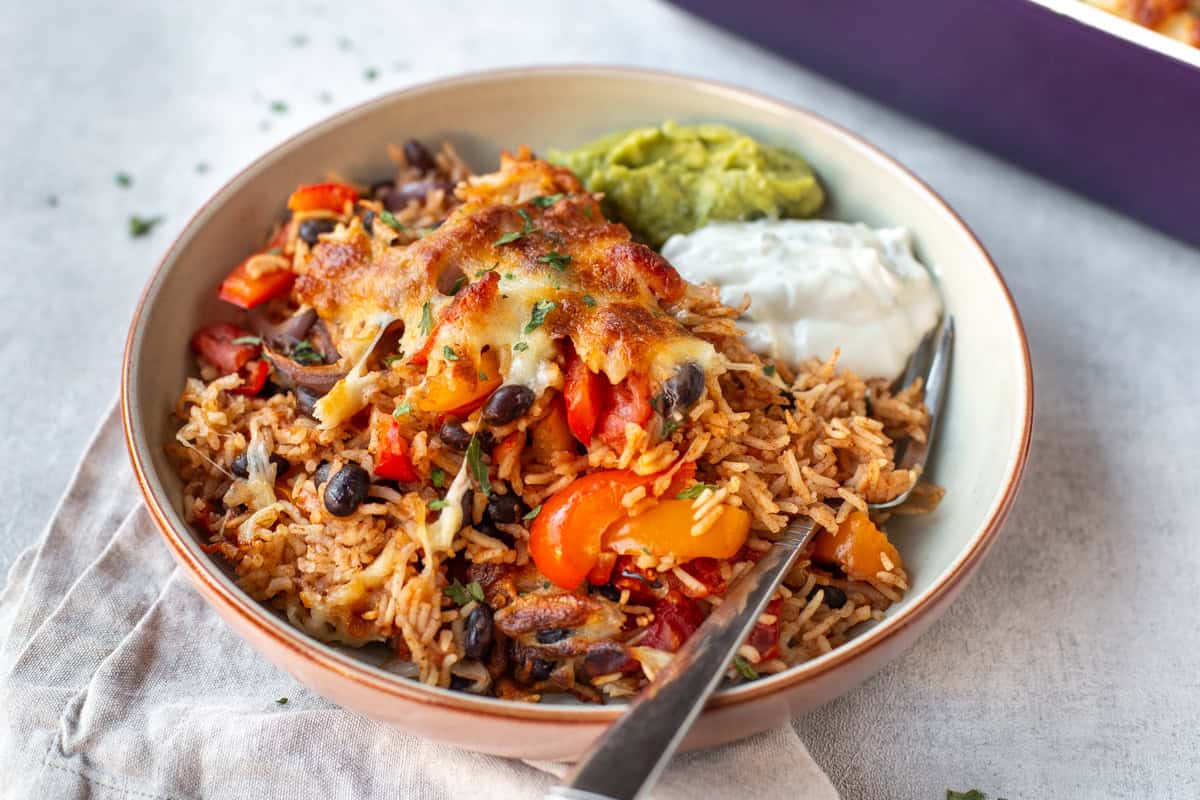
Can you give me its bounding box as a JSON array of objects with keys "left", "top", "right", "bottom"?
[{"left": 548, "top": 316, "right": 954, "bottom": 800}]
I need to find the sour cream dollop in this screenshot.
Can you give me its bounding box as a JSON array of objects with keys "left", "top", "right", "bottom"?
[{"left": 662, "top": 220, "right": 942, "bottom": 380}]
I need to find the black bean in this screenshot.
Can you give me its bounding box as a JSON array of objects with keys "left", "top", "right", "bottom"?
[
  {"left": 313, "top": 460, "right": 332, "bottom": 487},
  {"left": 323, "top": 463, "right": 370, "bottom": 517},
  {"left": 231, "top": 453, "right": 288, "bottom": 479},
  {"left": 481, "top": 385, "right": 534, "bottom": 425},
  {"left": 535, "top": 628, "right": 570, "bottom": 645},
  {"left": 590, "top": 583, "right": 622, "bottom": 602},
  {"left": 403, "top": 139, "right": 437, "bottom": 173},
  {"left": 439, "top": 421, "right": 494, "bottom": 452},
  {"left": 385, "top": 178, "right": 456, "bottom": 210},
  {"left": 464, "top": 605, "right": 494, "bottom": 660},
  {"left": 295, "top": 385, "right": 323, "bottom": 417},
  {"left": 460, "top": 488, "right": 475, "bottom": 523},
  {"left": 369, "top": 179, "right": 395, "bottom": 200},
  {"left": 809, "top": 584, "right": 847, "bottom": 610},
  {"left": 529, "top": 658, "right": 554, "bottom": 682},
  {"left": 485, "top": 491, "right": 527, "bottom": 525},
  {"left": 298, "top": 218, "right": 337, "bottom": 247},
  {"left": 662, "top": 363, "right": 705, "bottom": 415}
]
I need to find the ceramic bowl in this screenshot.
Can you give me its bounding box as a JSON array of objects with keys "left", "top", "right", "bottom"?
[{"left": 122, "top": 66, "right": 1033, "bottom": 760}]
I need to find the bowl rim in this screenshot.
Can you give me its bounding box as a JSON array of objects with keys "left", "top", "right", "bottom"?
[{"left": 121, "top": 64, "right": 1034, "bottom": 723}]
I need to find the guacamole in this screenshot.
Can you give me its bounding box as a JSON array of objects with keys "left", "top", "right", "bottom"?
[{"left": 549, "top": 122, "right": 824, "bottom": 248}]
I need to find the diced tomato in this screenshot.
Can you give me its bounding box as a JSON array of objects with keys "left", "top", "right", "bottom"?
[
  {"left": 190, "top": 323, "right": 260, "bottom": 374},
  {"left": 218, "top": 256, "right": 295, "bottom": 309},
  {"left": 747, "top": 597, "right": 783, "bottom": 661},
  {"left": 564, "top": 352, "right": 603, "bottom": 445},
  {"left": 640, "top": 591, "right": 704, "bottom": 652},
  {"left": 230, "top": 359, "right": 270, "bottom": 396},
  {"left": 286, "top": 182, "right": 359, "bottom": 213},
  {"left": 373, "top": 415, "right": 419, "bottom": 482},
  {"left": 669, "top": 557, "right": 728, "bottom": 598},
  {"left": 596, "top": 372, "right": 652, "bottom": 450}
]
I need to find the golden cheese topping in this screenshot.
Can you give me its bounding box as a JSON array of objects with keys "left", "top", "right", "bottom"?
[{"left": 295, "top": 148, "right": 717, "bottom": 428}]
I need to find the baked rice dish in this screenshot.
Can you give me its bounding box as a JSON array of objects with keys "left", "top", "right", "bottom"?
[{"left": 170, "top": 127, "right": 943, "bottom": 702}]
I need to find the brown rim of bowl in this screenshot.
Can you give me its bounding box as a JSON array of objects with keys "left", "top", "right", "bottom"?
[{"left": 121, "top": 65, "right": 1034, "bottom": 724}]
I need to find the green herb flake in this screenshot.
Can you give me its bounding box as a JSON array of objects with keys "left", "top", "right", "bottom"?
[
  {"left": 364, "top": 67, "right": 379, "bottom": 81},
  {"left": 47, "top": 194, "right": 59, "bottom": 207},
  {"left": 275, "top": 697, "right": 289, "bottom": 705},
  {"left": 493, "top": 230, "right": 524, "bottom": 247},
  {"left": 445, "top": 579, "right": 472, "bottom": 606},
  {"left": 732, "top": 655, "right": 758, "bottom": 681},
  {"left": 522, "top": 504, "right": 542, "bottom": 521},
  {"left": 467, "top": 581, "right": 486, "bottom": 603},
  {"left": 466, "top": 435, "right": 491, "bottom": 497},
  {"left": 393, "top": 401, "right": 412, "bottom": 417},
  {"left": 270, "top": 100, "right": 288, "bottom": 113},
  {"left": 476, "top": 261, "right": 499, "bottom": 278},
  {"left": 431, "top": 467, "right": 446, "bottom": 488},
  {"left": 537, "top": 250, "right": 571, "bottom": 271},
  {"left": 195, "top": 162, "right": 209, "bottom": 174},
  {"left": 266, "top": 247, "right": 283, "bottom": 256},
  {"left": 517, "top": 208, "right": 534, "bottom": 228},
  {"left": 449, "top": 275, "right": 467, "bottom": 295},
  {"left": 581, "top": 295, "right": 597, "bottom": 307},
  {"left": 419, "top": 301, "right": 433, "bottom": 337},
  {"left": 583, "top": 205, "right": 594, "bottom": 219},
  {"left": 478, "top": 371, "right": 489, "bottom": 381},
  {"left": 379, "top": 209, "right": 407, "bottom": 232},
  {"left": 288, "top": 33, "right": 309, "bottom": 47},
  {"left": 383, "top": 353, "right": 404, "bottom": 367},
  {"left": 946, "top": 792, "right": 988, "bottom": 800},
  {"left": 662, "top": 416, "right": 680, "bottom": 437},
  {"left": 115, "top": 172, "right": 132, "bottom": 188},
  {"left": 503, "top": 272, "right": 515, "bottom": 280},
  {"left": 531, "top": 193, "right": 564, "bottom": 208},
  {"left": 513, "top": 342, "right": 529, "bottom": 352},
  {"left": 524, "top": 299, "right": 557, "bottom": 334},
  {"left": 128, "top": 215, "right": 163, "bottom": 238},
  {"left": 442, "top": 345, "right": 459, "bottom": 362},
  {"left": 762, "top": 364, "right": 777, "bottom": 378},
  {"left": 677, "top": 483, "right": 719, "bottom": 500},
  {"left": 230, "top": 335, "right": 261, "bottom": 346},
  {"left": 542, "top": 581, "right": 551, "bottom": 590},
  {"left": 291, "top": 340, "right": 324, "bottom": 365},
  {"left": 428, "top": 498, "right": 449, "bottom": 511}
]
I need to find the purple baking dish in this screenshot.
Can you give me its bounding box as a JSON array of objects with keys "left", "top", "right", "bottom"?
[{"left": 669, "top": 0, "right": 1200, "bottom": 248}]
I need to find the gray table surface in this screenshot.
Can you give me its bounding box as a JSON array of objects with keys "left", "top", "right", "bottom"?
[{"left": 3, "top": 1, "right": 1197, "bottom": 798}]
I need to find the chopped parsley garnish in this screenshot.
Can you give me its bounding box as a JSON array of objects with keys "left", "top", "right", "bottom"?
[
  {"left": 503, "top": 272, "right": 515, "bottom": 280},
  {"left": 266, "top": 247, "right": 283, "bottom": 256},
  {"left": 583, "top": 205, "right": 594, "bottom": 219},
  {"left": 466, "top": 435, "right": 490, "bottom": 497},
  {"left": 115, "top": 172, "right": 132, "bottom": 188},
  {"left": 383, "top": 353, "right": 404, "bottom": 366},
  {"left": 762, "top": 364, "right": 777, "bottom": 378},
  {"left": 428, "top": 498, "right": 449, "bottom": 511},
  {"left": 581, "top": 295, "right": 597, "bottom": 307},
  {"left": 431, "top": 467, "right": 446, "bottom": 488},
  {"left": 495, "top": 209, "right": 540, "bottom": 246},
  {"left": 531, "top": 193, "right": 564, "bottom": 208},
  {"left": 364, "top": 67, "right": 379, "bottom": 81},
  {"left": 517, "top": 208, "right": 535, "bottom": 229},
  {"left": 449, "top": 275, "right": 467, "bottom": 295},
  {"left": 275, "top": 697, "right": 289, "bottom": 705},
  {"left": 270, "top": 100, "right": 288, "bottom": 113},
  {"left": 128, "top": 215, "right": 162, "bottom": 238},
  {"left": 946, "top": 792, "right": 990, "bottom": 800},
  {"left": 291, "top": 340, "right": 324, "bottom": 365},
  {"left": 538, "top": 250, "right": 571, "bottom": 271},
  {"left": 478, "top": 371, "right": 488, "bottom": 381},
  {"left": 419, "top": 301, "right": 433, "bottom": 336},
  {"left": 732, "top": 655, "right": 758, "bottom": 680},
  {"left": 661, "top": 416, "right": 680, "bottom": 437},
  {"left": 445, "top": 579, "right": 485, "bottom": 606},
  {"left": 195, "top": 162, "right": 209, "bottom": 174},
  {"left": 393, "top": 401, "right": 412, "bottom": 417},
  {"left": 443, "top": 345, "right": 459, "bottom": 361},
  {"left": 493, "top": 230, "right": 523, "bottom": 247},
  {"left": 677, "top": 482, "right": 719, "bottom": 500},
  {"left": 522, "top": 504, "right": 542, "bottom": 521},
  {"left": 476, "top": 262, "right": 499, "bottom": 278},
  {"left": 513, "top": 342, "right": 529, "bottom": 352},
  {"left": 379, "top": 209, "right": 407, "bottom": 232},
  {"left": 231, "top": 335, "right": 261, "bottom": 346},
  {"left": 524, "top": 299, "right": 556, "bottom": 334}
]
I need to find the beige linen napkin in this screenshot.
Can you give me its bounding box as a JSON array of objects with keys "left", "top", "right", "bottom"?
[{"left": 0, "top": 404, "right": 839, "bottom": 800}]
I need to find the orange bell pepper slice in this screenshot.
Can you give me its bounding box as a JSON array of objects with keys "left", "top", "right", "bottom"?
[
  {"left": 416, "top": 349, "right": 501, "bottom": 413},
  {"left": 603, "top": 500, "right": 750, "bottom": 562},
  {"left": 811, "top": 511, "right": 902, "bottom": 581}
]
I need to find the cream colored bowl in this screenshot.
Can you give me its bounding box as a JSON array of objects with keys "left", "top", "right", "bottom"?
[{"left": 122, "top": 67, "right": 1032, "bottom": 760}]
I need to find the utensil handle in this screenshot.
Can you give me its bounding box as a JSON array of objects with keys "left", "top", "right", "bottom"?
[{"left": 549, "top": 518, "right": 817, "bottom": 800}]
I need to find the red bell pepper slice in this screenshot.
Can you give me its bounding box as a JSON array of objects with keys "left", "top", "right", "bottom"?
[
  {"left": 190, "top": 323, "right": 261, "bottom": 374},
  {"left": 286, "top": 182, "right": 359, "bottom": 213},
  {"left": 218, "top": 256, "right": 295, "bottom": 309},
  {"left": 373, "top": 416, "right": 419, "bottom": 482},
  {"left": 596, "top": 372, "right": 652, "bottom": 450},
  {"left": 564, "top": 352, "right": 603, "bottom": 445}
]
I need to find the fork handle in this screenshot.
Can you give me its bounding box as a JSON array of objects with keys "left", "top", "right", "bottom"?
[{"left": 547, "top": 518, "right": 817, "bottom": 800}]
